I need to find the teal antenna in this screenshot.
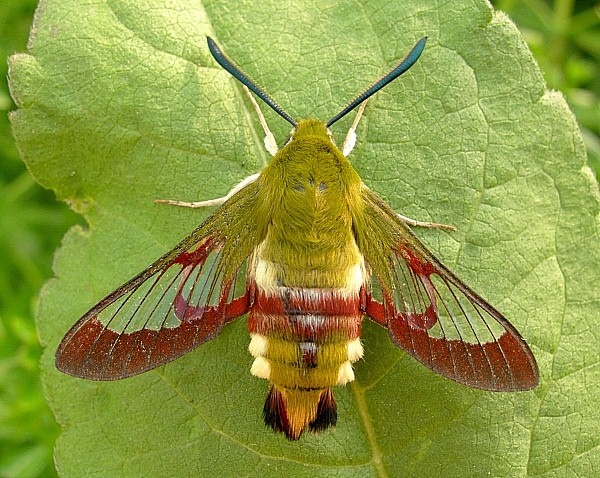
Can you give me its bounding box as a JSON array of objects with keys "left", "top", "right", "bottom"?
[
  {"left": 207, "top": 37, "right": 297, "bottom": 127},
  {"left": 327, "top": 37, "right": 427, "bottom": 127}
]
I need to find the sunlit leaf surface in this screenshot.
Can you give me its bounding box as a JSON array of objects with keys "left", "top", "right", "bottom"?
[{"left": 9, "top": 0, "right": 598, "bottom": 476}]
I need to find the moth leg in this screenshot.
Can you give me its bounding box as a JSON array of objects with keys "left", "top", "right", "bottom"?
[
  {"left": 397, "top": 213, "right": 456, "bottom": 231},
  {"left": 242, "top": 85, "right": 278, "bottom": 156},
  {"left": 155, "top": 172, "right": 260, "bottom": 208},
  {"left": 341, "top": 100, "right": 368, "bottom": 157}
]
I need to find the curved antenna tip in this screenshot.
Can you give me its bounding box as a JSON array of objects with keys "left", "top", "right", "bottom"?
[
  {"left": 326, "top": 37, "right": 428, "bottom": 127},
  {"left": 206, "top": 36, "right": 297, "bottom": 127}
]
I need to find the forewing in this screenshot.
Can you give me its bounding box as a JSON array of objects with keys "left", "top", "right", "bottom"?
[
  {"left": 56, "top": 181, "right": 260, "bottom": 380},
  {"left": 358, "top": 188, "right": 538, "bottom": 391}
]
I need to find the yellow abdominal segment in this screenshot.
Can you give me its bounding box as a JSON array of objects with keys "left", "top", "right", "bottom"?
[
  {"left": 247, "top": 239, "right": 365, "bottom": 439},
  {"left": 249, "top": 335, "right": 364, "bottom": 386}
]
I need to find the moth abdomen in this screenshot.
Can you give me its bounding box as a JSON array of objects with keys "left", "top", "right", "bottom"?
[
  {"left": 247, "top": 282, "right": 364, "bottom": 439},
  {"left": 247, "top": 189, "right": 366, "bottom": 440}
]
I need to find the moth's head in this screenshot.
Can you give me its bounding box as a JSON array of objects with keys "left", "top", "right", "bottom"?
[
  {"left": 261, "top": 117, "right": 362, "bottom": 218},
  {"left": 288, "top": 119, "right": 330, "bottom": 141}
]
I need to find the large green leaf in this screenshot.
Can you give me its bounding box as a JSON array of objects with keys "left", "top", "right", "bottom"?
[{"left": 9, "top": 0, "right": 599, "bottom": 476}]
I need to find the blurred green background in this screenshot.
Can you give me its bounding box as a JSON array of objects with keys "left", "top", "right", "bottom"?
[
  {"left": 0, "top": 1, "right": 598, "bottom": 476},
  {"left": 0, "top": 1, "right": 81, "bottom": 477}
]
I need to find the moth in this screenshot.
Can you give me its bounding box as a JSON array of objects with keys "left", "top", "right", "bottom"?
[{"left": 56, "top": 36, "right": 539, "bottom": 440}]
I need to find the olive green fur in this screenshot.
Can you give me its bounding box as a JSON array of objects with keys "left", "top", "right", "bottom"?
[
  {"left": 269, "top": 361, "right": 342, "bottom": 390},
  {"left": 266, "top": 337, "right": 350, "bottom": 366},
  {"left": 253, "top": 119, "right": 364, "bottom": 288}
]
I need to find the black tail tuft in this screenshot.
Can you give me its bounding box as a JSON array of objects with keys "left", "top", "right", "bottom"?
[
  {"left": 263, "top": 386, "right": 337, "bottom": 440},
  {"left": 309, "top": 388, "right": 337, "bottom": 432},
  {"left": 263, "top": 384, "right": 288, "bottom": 434}
]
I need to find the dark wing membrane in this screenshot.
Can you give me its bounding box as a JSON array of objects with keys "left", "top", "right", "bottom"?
[
  {"left": 56, "top": 180, "right": 261, "bottom": 380},
  {"left": 358, "top": 188, "right": 538, "bottom": 391}
]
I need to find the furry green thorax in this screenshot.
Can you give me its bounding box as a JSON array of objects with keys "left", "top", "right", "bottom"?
[{"left": 254, "top": 119, "right": 364, "bottom": 288}]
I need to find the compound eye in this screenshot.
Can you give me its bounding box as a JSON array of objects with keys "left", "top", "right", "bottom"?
[{"left": 293, "top": 182, "right": 306, "bottom": 193}]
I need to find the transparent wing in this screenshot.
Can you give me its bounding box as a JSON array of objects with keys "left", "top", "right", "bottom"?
[
  {"left": 56, "top": 183, "right": 260, "bottom": 380},
  {"left": 56, "top": 235, "right": 250, "bottom": 380},
  {"left": 360, "top": 188, "right": 538, "bottom": 391}
]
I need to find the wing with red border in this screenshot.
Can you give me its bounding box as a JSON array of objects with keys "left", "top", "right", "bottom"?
[
  {"left": 56, "top": 181, "right": 260, "bottom": 380},
  {"left": 358, "top": 188, "right": 538, "bottom": 391}
]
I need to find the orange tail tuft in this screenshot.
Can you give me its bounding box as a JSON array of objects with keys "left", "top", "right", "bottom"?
[{"left": 263, "top": 385, "right": 338, "bottom": 440}]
